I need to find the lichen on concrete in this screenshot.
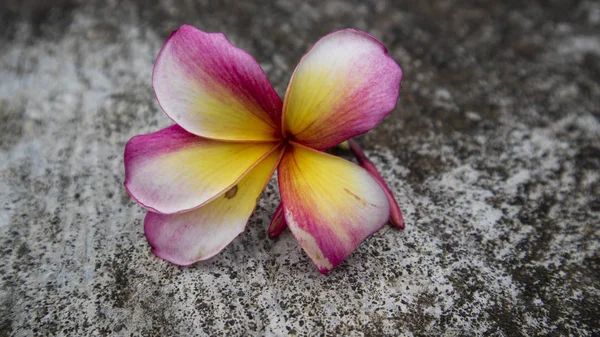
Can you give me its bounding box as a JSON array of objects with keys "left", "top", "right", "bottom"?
[{"left": 1, "top": 0, "right": 599, "bottom": 336}]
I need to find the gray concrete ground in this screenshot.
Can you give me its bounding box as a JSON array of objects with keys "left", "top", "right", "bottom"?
[{"left": 1, "top": 0, "right": 599, "bottom": 335}]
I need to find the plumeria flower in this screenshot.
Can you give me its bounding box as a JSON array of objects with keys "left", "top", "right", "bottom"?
[{"left": 124, "top": 25, "right": 403, "bottom": 274}]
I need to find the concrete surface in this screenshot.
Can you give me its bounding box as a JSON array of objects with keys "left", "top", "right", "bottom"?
[{"left": 1, "top": 0, "right": 599, "bottom": 335}]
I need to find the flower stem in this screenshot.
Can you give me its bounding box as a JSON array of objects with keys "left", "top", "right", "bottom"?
[{"left": 347, "top": 138, "right": 405, "bottom": 230}]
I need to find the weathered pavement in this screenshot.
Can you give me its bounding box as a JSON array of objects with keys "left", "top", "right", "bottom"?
[{"left": 1, "top": 0, "right": 599, "bottom": 335}]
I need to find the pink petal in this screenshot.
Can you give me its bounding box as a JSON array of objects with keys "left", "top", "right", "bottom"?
[
  {"left": 282, "top": 29, "right": 402, "bottom": 150},
  {"left": 145, "top": 147, "right": 283, "bottom": 265},
  {"left": 153, "top": 25, "right": 283, "bottom": 142},
  {"left": 278, "top": 143, "right": 390, "bottom": 274},
  {"left": 124, "top": 125, "right": 280, "bottom": 214},
  {"left": 267, "top": 203, "right": 287, "bottom": 239}
]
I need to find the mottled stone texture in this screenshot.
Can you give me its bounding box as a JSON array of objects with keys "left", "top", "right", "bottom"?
[{"left": 1, "top": 0, "right": 599, "bottom": 336}]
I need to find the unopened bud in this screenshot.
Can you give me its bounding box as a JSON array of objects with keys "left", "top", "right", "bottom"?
[{"left": 267, "top": 203, "right": 287, "bottom": 239}]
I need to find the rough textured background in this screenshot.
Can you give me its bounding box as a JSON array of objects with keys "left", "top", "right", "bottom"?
[{"left": 1, "top": 0, "right": 599, "bottom": 336}]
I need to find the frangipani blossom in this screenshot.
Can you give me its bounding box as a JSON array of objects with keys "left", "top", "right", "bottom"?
[{"left": 124, "top": 25, "right": 403, "bottom": 273}]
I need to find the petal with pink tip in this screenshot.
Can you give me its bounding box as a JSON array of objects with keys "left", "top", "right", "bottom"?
[
  {"left": 278, "top": 143, "right": 390, "bottom": 273},
  {"left": 153, "top": 25, "right": 282, "bottom": 142},
  {"left": 145, "top": 148, "right": 282, "bottom": 265},
  {"left": 124, "top": 125, "right": 279, "bottom": 214},
  {"left": 282, "top": 29, "right": 402, "bottom": 150}
]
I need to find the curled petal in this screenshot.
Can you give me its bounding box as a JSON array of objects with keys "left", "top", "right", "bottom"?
[
  {"left": 144, "top": 147, "right": 283, "bottom": 265},
  {"left": 153, "top": 25, "right": 283, "bottom": 142},
  {"left": 282, "top": 29, "right": 402, "bottom": 150},
  {"left": 124, "top": 125, "right": 279, "bottom": 214},
  {"left": 267, "top": 203, "right": 287, "bottom": 239},
  {"left": 278, "top": 143, "right": 390, "bottom": 274},
  {"left": 348, "top": 139, "right": 404, "bottom": 229}
]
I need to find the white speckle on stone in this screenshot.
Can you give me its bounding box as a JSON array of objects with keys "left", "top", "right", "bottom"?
[
  {"left": 465, "top": 111, "right": 482, "bottom": 121},
  {"left": 505, "top": 169, "right": 531, "bottom": 196},
  {"left": 555, "top": 35, "right": 600, "bottom": 61},
  {"left": 582, "top": 2, "right": 600, "bottom": 24},
  {"left": 434, "top": 88, "right": 452, "bottom": 101}
]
